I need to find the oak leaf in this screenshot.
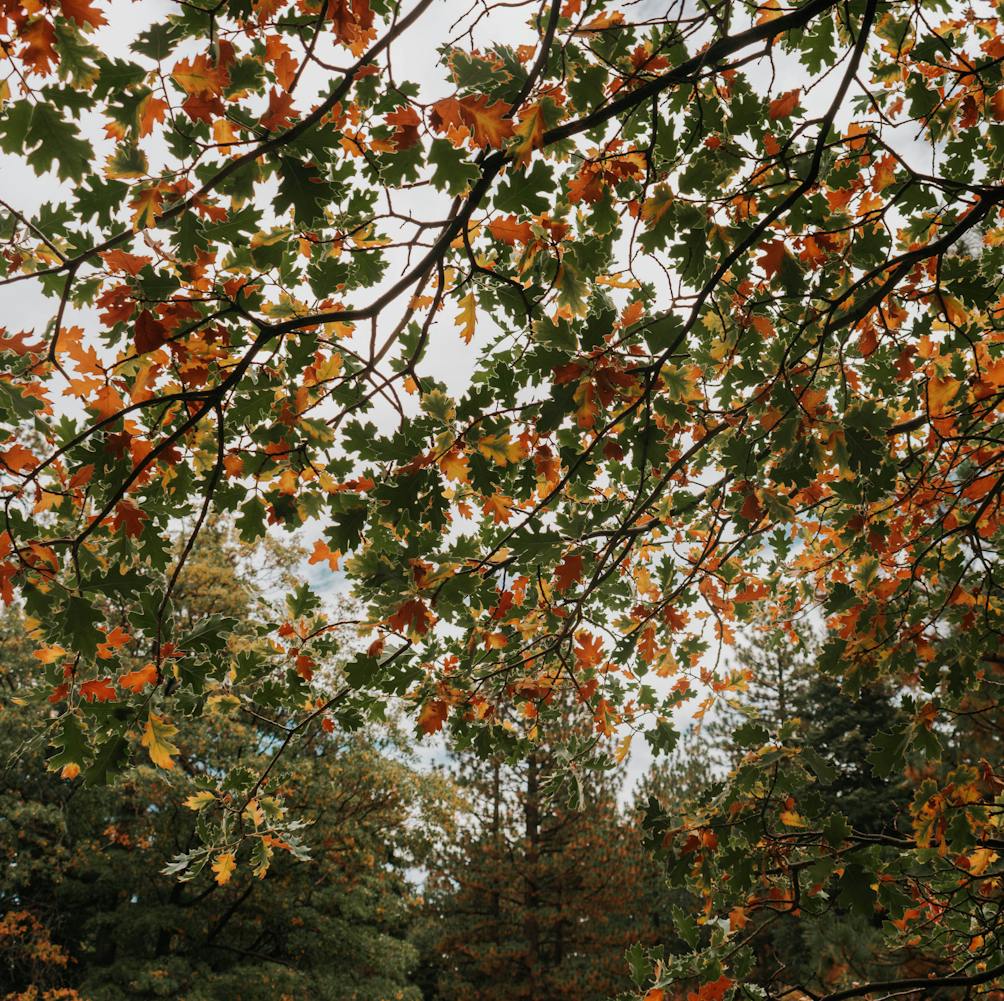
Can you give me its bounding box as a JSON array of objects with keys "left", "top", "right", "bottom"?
[
  {"left": 96, "top": 625, "right": 131, "bottom": 659},
  {"left": 141, "top": 713, "right": 180, "bottom": 769},
  {"left": 477, "top": 433, "right": 522, "bottom": 466},
  {"left": 119, "top": 663, "right": 158, "bottom": 693},
  {"left": 61, "top": 0, "right": 108, "bottom": 27},
  {"left": 418, "top": 698, "right": 448, "bottom": 734},
  {"left": 308, "top": 539, "right": 342, "bottom": 571},
  {"left": 768, "top": 88, "right": 800, "bottom": 119},
  {"left": 80, "top": 677, "right": 116, "bottom": 703},
  {"left": 488, "top": 214, "right": 532, "bottom": 245},
  {"left": 482, "top": 494, "right": 514, "bottom": 524},
  {"left": 387, "top": 598, "right": 434, "bottom": 637},
  {"left": 455, "top": 291, "right": 476, "bottom": 344},
  {"left": 212, "top": 851, "right": 236, "bottom": 885},
  {"left": 554, "top": 553, "right": 584, "bottom": 591}
]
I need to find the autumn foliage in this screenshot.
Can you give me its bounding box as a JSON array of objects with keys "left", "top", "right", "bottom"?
[{"left": 2, "top": 0, "right": 1004, "bottom": 997}]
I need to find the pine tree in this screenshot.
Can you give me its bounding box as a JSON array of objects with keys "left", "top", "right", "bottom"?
[
  {"left": 418, "top": 709, "right": 656, "bottom": 1001},
  {"left": 0, "top": 525, "right": 454, "bottom": 1001}
]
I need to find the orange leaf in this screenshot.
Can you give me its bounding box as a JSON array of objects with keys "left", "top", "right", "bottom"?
[
  {"left": 34, "top": 644, "right": 67, "bottom": 665},
  {"left": 418, "top": 698, "right": 448, "bottom": 734},
  {"left": 60, "top": 0, "right": 107, "bottom": 27},
  {"left": 554, "top": 553, "right": 584, "bottom": 591},
  {"left": 172, "top": 53, "right": 228, "bottom": 96},
  {"left": 119, "top": 663, "right": 158, "bottom": 693},
  {"left": 138, "top": 94, "right": 169, "bottom": 137},
  {"left": 928, "top": 375, "right": 961, "bottom": 416},
  {"left": 482, "top": 493, "right": 514, "bottom": 524},
  {"left": 512, "top": 102, "right": 545, "bottom": 164},
  {"left": 265, "top": 34, "right": 298, "bottom": 90},
  {"left": 130, "top": 187, "right": 163, "bottom": 231},
  {"left": 261, "top": 87, "right": 296, "bottom": 132},
  {"left": 638, "top": 625, "right": 658, "bottom": 664},
  {"left": 101, "top": 249, "right": 151, "bottom": 275},
  {"left": 757, "top": 239, "right": 786, "bottom": 279},
  {"left": 387, "top": 597, "right": 434, "bottom": 637},
  {"left": 438, "top": 449, "right": 470, "bottom": 483},
  {"left": 80, "top": 677, "right": 116, "bottom": 703},
  {"left": 431, "top": 94, "right": 514, "bottom": 148},
  {"left": 488, "top": 214, "right": 532, "bottom": 245},
  {"left": 458, "top": 94, "right": 515, "bottom": 147},
  {"left": 1, "top": 443, "right": 38, "bottom": 474},
  {"left": 308, "top": 539, "right": 342, "bottom": 571},
  {"left": 212, "top": 851, "right": 236, "bottom": 885},
  {"left": 96, "top": 625, "right": 130, "bottom": 660},
  {"left": 768, "top": 88, "right": 800, "bottom": 119},
  {"left": 20, "top": 19, "right": 58, "bottom": 76},
  {"left": 687, "top": 976, "right": 733, "bottom": 1001},
  {"left": 574, "top": 631, "right": 604, "bottom": 669}
]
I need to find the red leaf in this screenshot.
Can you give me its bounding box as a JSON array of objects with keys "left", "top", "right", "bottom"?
[
  {"left": 135, "top": 310, "right": 167, "bottom": 355},
  {"left": 112, "top": 501, "right": 147, "bottom": 538},
  {"left": 554, "top": 553, "right": 584, "bottom": 591},
  {"left": 386, "top": 105, "right": 421, "bottom": 150},
  {"left": 757, "top": 240, "right": 786, "bottom": 279}
]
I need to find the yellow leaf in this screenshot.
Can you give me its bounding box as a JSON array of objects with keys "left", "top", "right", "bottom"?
[
  {"left": 968, "top": 848, "right": 998, "bottom": 876},
  {"left": 439, "top": 449, "right": 470, "bottom": 483},
  {"left": 184, "top": 790, "right": 216, "bottom": 810},
  {"left": 33, "top": 644, "right": 67, "bottom": 664},
  {"left": 928, "top": 375, "right": 961, "bottom": 416},
  {"left": 212, "top": 851, "right": 236, "bottom": 885},
  {"left": 640, "top": 183, "right": 674, "bottom": 227},
  {"left": 614, "top": 732, "right": 633, "bottom": 763},
  {"left": 512, "top": 102, "right": 545, "bottom": 165},
  {"left": 779, "top": 809, "right": 807, "bottom": 828},
  {"left": 141, "top": 713, "right": 180, "bottom": 769},
  {"left": 130, "top": 186, "right": 163, "bottom": 231},
  {"left": 482, "top": 493, "right": 514, "bottom": 524},
  {"left": 314, "top": 352, "right": 343, "bottom": 383},
  {"left": 477, "top": 433, "right": 522, "bottom": 467},
  {"left": 244, "top": 798, "right": 265, "bottom": 827},
  {"left": 455, "top": 291, "right": 476, "bottom": 344},
  {"left": 212, "top": 118, "right": 236, "bottom": 153},
  {"left": 252, "top": 838, "right": 273, "bottom": 879}
]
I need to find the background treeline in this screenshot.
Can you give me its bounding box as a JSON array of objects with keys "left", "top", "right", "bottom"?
[{"left": 2, "top": 526, "right": 983, "bottom": 1001}]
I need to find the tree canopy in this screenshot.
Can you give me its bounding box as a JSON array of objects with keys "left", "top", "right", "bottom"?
[{"left": 1, "top": 0, "right": 1003, "bottom": 997}]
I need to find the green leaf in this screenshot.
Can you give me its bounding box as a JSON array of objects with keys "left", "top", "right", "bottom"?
[
  {"left": 494, "top": 160, "right": 553, "bottom": 214},
  {"left": 274, "top": 157, "right": 332, "bottom": 225}
]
